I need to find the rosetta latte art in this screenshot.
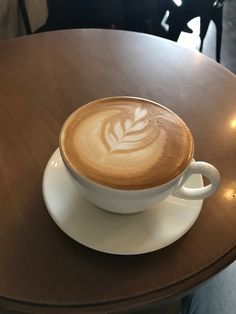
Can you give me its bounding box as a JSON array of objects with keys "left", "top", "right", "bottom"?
[
  {"left": 60, "top": 97, "right": 193, "bottom": 189},
  {"left": 102, "top": 107, "right": 159, "bottom": 153}
]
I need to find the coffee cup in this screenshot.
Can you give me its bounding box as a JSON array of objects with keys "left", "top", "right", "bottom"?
[{"left": 59, "top": 96, "right": 220, "bottom": 214}]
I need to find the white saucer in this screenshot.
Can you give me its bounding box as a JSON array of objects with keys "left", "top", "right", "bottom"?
[{"left": 42, "top": 149, "right": 203, "bottom": 255}]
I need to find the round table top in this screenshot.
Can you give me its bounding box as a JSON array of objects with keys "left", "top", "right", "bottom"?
[{"left": 0, "top": 29, "right": 235, "bottom": 314}]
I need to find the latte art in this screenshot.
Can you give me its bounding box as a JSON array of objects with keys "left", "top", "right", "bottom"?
[
  {"left": 102, "top": 107, "right": 159, "bottom": 153},
  {"left": 60, "top": 97, "right": 194, "bottom": 189}
]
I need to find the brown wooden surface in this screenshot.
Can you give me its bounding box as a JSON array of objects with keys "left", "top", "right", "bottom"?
[{"left": 0, "top": 29, "right": 235, "bottom": 313}]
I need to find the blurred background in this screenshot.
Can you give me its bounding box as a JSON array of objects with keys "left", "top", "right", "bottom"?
[{"left": 0, "top": 0, "right": 235, "bottom": 73}]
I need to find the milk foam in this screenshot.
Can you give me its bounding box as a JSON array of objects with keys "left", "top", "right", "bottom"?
[
  {"left": 60, "top": 98, "right": 193, "bottom": 189},
  {"left": 103, "top": 107, "right": 156, "bottom": 153}
]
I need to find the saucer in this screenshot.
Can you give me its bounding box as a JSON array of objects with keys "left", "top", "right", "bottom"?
[{"left": 42, "top": 149, "right": 203, "bottom": 255}]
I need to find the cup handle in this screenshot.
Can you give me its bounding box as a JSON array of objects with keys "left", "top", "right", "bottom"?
[{"left": 172, "top": 161, "right": 220, "bottom": 200}]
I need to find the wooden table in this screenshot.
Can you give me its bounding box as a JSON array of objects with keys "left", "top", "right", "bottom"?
[{"left": 0, "top": 29, "right": 235, "bottom": 314}]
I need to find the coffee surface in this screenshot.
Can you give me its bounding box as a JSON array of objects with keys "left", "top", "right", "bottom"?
[{"left": 60, "top": 97, "right": 193, "bottom": 189}]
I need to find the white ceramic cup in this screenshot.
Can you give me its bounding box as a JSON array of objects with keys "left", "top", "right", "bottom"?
[
  {"left": 61, "top": 156, "right": 220, "bottom": 214},
  {"left": 59, "top": 96, "right": 220, "bottom": 214}
]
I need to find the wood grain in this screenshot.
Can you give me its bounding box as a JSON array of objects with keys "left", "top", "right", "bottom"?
[{"left": 0, "top": 29, "right": 235, "bottom": 313}]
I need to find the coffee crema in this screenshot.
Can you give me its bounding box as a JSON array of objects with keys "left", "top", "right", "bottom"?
[{"left": 60, "top": 97, "right": 194, "bottom": 189}]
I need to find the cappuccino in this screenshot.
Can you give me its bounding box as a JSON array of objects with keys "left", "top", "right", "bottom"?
[{"left": 60, "top": 97, "right": 194, "bottom": 189}]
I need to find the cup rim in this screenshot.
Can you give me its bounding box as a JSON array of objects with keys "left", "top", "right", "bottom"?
[{"left": 59, "top": 96, "right": 194, "bottom": 191}]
